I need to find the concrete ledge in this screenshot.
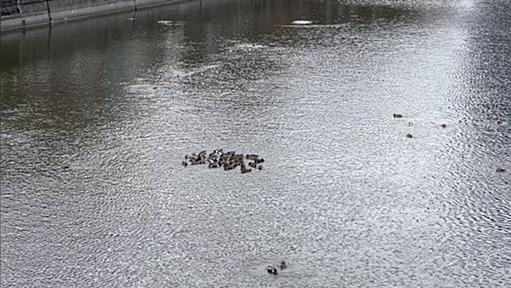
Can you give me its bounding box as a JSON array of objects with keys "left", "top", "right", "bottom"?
[{"left": 0, "top": 0, "right": 186, "bottom": 32}]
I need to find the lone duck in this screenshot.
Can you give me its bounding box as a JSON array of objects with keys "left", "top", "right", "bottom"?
[
  {"left": 496, "top": 167, "right": 506, "bottom": 173},
  {"left": 393, "top": 113, "right": 403, "bottom": 118},
  {"left": 279, "top": 261, "right": 288, "bottom": 270},
  {"left": 406, "top": 133, "right": 413, "bottom": 138},
  {"left": 267, "top": 266, "right": 278, "bottom": 275},
  {"left": 441, "top": 124, "right": 447, "bottom": 128}
]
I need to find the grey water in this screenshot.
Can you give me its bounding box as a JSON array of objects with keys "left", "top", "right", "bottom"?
[{"left": 1, "top": 0, "right": 510, "bottom": 287}]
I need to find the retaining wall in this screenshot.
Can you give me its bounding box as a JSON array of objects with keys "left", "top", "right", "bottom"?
[{"left": 0, "top": 0, "right": 185, "bottom": 32}]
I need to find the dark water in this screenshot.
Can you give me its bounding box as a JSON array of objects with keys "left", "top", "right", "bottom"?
[{"left": 1, "top": 0, "right": 510, "bottom": 287}]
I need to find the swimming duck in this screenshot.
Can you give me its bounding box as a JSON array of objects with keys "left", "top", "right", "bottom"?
[
  {"left": 279, "top": 261, "right": 288, "bottom": 270},
  {"left": 393, "top": 114, "right": 403, "bottom": 118},
  {"left": 406, "top": 133, "right": 413, "bottom": 138},
  {"left": 208, "top": 152, "right": 218, "bottom": 160},
  {"left": 185, "top": 153, "right": 197, "bottom": 161},
  {"left": 248, "top": 162, "right": 257, "bottom": 168},
  {"left": 267, "top": 266, "right": 278, "bottom": 275},
  {"left": 181, "top": 161, "right": 188, "bottom": 167},
  {"left": 441, "top": 124, "right": 447, "bottom": 128},
  {"left": 496, "top": 168, "right": 506, "bottom": 173},
  {"left": 246, "top": 154, "right": 259, "bottom": 160},
  {"left": 224, "top": 163, "right": 236, "bottom": 171}
]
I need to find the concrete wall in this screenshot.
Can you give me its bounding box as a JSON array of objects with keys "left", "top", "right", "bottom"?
[{"left": 0, "top": 0, "right": 185, "bottom": 32}]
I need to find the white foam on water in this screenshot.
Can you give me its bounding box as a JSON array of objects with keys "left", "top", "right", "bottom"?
[
  {"left": 291, "top": 20, "right": 313, "bottom": 25},
  {"left": 279, "top": 23, "right": 348, "bottom": 29},
  {"left": 232, "top": 43, "right": 267, "bottom": 50},
  {"left": 157, "top": 20, "right": 185, "bottom": 26}
]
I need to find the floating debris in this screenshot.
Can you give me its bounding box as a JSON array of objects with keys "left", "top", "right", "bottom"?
[{"left": 182, "top": 149, "right": 265, "bottom": 174}]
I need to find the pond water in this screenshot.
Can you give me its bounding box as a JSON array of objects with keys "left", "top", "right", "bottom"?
[{"left": 1, "top": 0, "right": 510, "bottom": 287}]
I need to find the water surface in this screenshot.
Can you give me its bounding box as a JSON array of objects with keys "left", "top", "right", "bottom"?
[{"left": 1, "top": 0, "right": 510, "bottom": 287}]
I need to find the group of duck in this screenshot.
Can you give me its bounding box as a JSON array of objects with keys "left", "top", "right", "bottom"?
[
  {"left": 267, "top": 261, "right": 288, "bottom": 275},
  {"left": 181, "top": 149, "right": 264, "bottom": 174},
  {"left": 393, "top": 113, "right": 447, "bottom": 139},
  {"left": 394, "top": 113, "right": 507, "bottom": 173}
]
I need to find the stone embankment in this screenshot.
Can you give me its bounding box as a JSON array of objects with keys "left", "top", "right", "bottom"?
[{"left": 0, "top": 0, "right": 186, "bottom": 32}]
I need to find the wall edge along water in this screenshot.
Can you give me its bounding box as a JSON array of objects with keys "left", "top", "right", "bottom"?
[{"left": 0, "top": 0, "right": 192, "bottom": 33}]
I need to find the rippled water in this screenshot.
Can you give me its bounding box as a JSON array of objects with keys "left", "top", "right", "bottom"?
[{"left": 1, "top": 0, "right": 510, "bottom": 287}]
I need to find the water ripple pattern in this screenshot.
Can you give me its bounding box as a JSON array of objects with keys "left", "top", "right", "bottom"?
[{"left": 1, "top": 0, "right": 510, "bottom": 287}]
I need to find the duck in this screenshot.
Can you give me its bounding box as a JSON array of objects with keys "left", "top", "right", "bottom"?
[
  {"left": 393, "top": 113, "right": 403, "bottom": 118},
  {"left": 181, "top": 161, "right": 188, "bottom": 167},
  {"left": 248, "top": 162, "right": 257, "bottom": 168},
  {"left": 496, "top": 167, "right": 506, "bottom": 173},
  {"left": 266, "top": 266, "right": 278, "bottom": 275},
  {"left": 258, "top": 165, "right": 263, "bottom": 170},
  {"left": 208, "top": 152, "right": 218, "bottom": 160},
  {"left": 224, "top": 163, "right": 236, "bottom": 171},
  {"left": 441, "top": 124, "right": 447, "bottom": 128},
  {"left": 246, "top": 154, "right": 259, "bottom": 160},
  {"left": 240, "top": 162, "right": 251, "bottom": 173},
  {"left": 185, "top": 153, "right": 197, "bottom": 161},
  {"left": 255, "top": 158, "right": 265, "bottom": 164},
  {"left": 279, "top": 261, "right": 288, "bottom": 270},
  {"left": 406, "top": 133, "right": 413, "bottom": 138}
]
